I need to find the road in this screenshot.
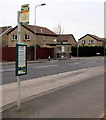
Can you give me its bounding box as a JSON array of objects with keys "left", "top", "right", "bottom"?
[
  {"left": 3, "top": 71, "right": 104, "bottom": 118},
  {"left": 2, "top": 57, "right": 104, "bottom": 84}
]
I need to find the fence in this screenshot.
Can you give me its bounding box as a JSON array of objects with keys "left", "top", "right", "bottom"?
[{"left": 1, "top": 47, "right": 54, "bottom": 61}]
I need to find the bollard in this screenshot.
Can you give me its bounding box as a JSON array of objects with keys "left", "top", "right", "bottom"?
[{"left": 48, "top": 56, "right": 50, "bottom": 61}]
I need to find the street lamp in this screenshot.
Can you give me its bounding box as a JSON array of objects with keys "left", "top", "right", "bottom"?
[
  {"left": 77, "top": 40, "right": 79, "bottom": 58},
  {"left": 34, "top": 3, "right": 46, "bottom": 60},
  {"left": 54, "top": 39, "right": 57, "bottom": 59}
]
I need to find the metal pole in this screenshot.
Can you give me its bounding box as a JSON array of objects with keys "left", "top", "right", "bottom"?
[
  {"left": 17, "top": 11, "right": 21, "bottom": 43},
  {"left": 17, "top": 76, "right": 21, "bottom": 111},
  {"left": 105, "top": 45, "right": 106, "bottom": 56},
  {"left": 34, "top": 7, "right": 36, "bottom": 60},
  {"left": 34, "top": 4, "right": 46, "bottom": 60},
  {"left": 17, "top": 11, "right": 21, "bottom": 111},
  {"left": 77, "top": 44, "right": 79, "bottom": 58}
]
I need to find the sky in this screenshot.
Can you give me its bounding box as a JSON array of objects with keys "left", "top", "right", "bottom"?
[{"left": 0, "top": 0, "right": 105, "bottom": 41}]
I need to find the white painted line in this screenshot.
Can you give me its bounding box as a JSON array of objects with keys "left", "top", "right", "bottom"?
[
  {"left": 5, "top": 69, "right": 15, "bottom": 71},
  {"left": 87, "top": 61, "right": 97, "bottom": 64},
  {"left": 0, "top": 69, "right": 15, "bottom": 72},
  {"left": 74, "top": 63, "right": 79, "bottom": 64},
  {"left": 0, "top": 70, "right": 4, "bottom": 72},
  {"left": 69, "top": 63, "right": 79, "bottom": 65},
  {"left": 34, "top": 65, "right": 59, "bottom": 69}
]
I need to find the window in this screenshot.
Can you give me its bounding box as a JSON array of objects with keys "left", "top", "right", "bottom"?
[
  {"left": 82, "top": 40, "right": 85, "bottom": 44},
  {"left": 24, "top": 34, "right": 30, "bottom": 41},
  {"left": 89, "top": 40, "right": 94, "bottom": 44},
  {"left": 12, "top": 34, "right": 17, "bottom": 41}
]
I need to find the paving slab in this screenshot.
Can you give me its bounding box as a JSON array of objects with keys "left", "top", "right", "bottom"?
[{"left": 1, "top": 65, "right": 104, "bottom": 112}]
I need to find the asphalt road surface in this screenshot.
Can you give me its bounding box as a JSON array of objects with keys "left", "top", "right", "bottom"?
[
  {"left": 2, "top": 57, "right": 104, "bottom": 84},
  {"left": 3, "top": 73, "right": 104, "bottom": 118}
]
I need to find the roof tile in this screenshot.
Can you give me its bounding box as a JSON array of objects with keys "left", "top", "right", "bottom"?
[
  {"left": 0, "top": 26, "right": 12, "bottom": 35},
  {"left": 57, "top": 34, "right": 77, "bottom": 42},
  {"left": 23, "top": 25, "right": 56, "bottom": 35}
]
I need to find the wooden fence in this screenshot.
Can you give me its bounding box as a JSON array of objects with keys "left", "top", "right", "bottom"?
[{"left": 0, "top": 47, "right": 54, "bottom": 61}]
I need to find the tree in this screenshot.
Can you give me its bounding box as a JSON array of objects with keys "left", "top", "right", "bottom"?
[{"left": 54, "top": 24, "right": 64, "bottom": 34}]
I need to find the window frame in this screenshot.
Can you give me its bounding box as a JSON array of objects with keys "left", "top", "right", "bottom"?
[
  {"left": 24, "top": 34, "right": 30, "bottom": 41},
  {"left": 89, "top": 40, "right": 94, "bottom": 44},
  {"left": 12, "top": 34, "right": 18, "bottom": 41},
  {"left": 82, "top": 40, "right": 86, "bottom": 44}
]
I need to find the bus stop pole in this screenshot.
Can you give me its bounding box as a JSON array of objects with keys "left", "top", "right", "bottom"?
[
  {"left": 17, "top": 11, "right": 21, "bottom": 111},
  {"left": 17, "top": 76, "right": 21, "bottom": 111}
]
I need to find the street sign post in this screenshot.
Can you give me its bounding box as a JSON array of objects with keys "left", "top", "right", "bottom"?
[{"left": 16, "top": 4, "right": 29, "bottom": 111}]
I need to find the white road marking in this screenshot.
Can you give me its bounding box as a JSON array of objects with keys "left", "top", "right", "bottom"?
[
  {"left": 69, "top": 62, "right": 80, "bottom": 65},
  {"left": 87, "top": 61, "right": 97, "bottom": 63},
  {"left": 70, "top": 61, "right": 97, "bottom": 65},
  {"left": 0, "top": 70, "right": 4, "bottom": 72},
  {"left": 34, "top": 64, "right": 59, "bottom": 69},
  {"left": 74, "top": 63, "right": 79, "bottom": 64},
  {"left": 0, "top": 69, "right": 15, "bottom": 72}
]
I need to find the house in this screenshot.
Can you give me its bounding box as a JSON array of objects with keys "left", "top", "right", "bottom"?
[
  {"left": 7, "top": 25, "right": 58, "bottom": 47},
  {"left": 78, "top": 34, "right": 105, "bottom": 46},
  {"left": 0, "top": 26, "right": 12, "bottom": 47}
]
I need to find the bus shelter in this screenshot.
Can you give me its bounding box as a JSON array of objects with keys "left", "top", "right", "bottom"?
[{"left": 46, "top": 43, "right": 72, "bottom": 59}]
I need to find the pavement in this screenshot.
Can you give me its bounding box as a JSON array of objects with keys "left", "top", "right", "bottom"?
[
  {"left": 1, "top": 57, "right": 74, "bottom": 65},
  {"left": 1, "top": 65, "right": 104, "bottom": 114}
]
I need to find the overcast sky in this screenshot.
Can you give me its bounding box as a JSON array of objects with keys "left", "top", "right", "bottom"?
[{"left": 0, "top": 0, "right": 105, "bottom": 40}]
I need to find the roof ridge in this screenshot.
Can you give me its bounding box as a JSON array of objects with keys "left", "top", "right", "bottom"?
[
  {"left": 59, "top": 34, "right": 73, "bottom": 35},
  {"left": 79, "top": 34, "right": 104, "bottom": 41},
  {"left": 23, "top": 24, "right": 47, "bottom": 29}
]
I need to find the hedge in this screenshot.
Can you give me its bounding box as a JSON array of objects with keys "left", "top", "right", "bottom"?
[{"left": 71, "top": 46, "right": 104, "bottom": 56}]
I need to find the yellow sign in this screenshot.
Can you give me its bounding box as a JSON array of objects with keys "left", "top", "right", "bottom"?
[{"left": 20, "top": 4, "right": 29, "bottom": 24}]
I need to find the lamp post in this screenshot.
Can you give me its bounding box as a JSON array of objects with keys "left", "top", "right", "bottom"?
[
  {"left": 34, "top": 3, "right": 46, "bottom": 60},
  {"left": 54, "top": 39, "right": 57, "bottom": 59},
  {"left": 77, "top": 40, "right": 79, "bottom": 58}
]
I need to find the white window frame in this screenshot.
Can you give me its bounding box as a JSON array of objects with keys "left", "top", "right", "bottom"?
[
  {"left": 24, "top": 34, "right": 30, "bottom": 41},
  {"left": 89, "top": 40, "right": 94, "bottom": 44},
  {"left": 12, "top": 34, "right": 18, "bottom": 41},
  {"left": 82, "top": 40, "right": 85, "bottom": 44}
]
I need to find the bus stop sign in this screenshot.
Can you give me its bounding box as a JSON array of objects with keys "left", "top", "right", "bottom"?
[{"left": 16, "top": 43, "right": 27, "bottom": 76}]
